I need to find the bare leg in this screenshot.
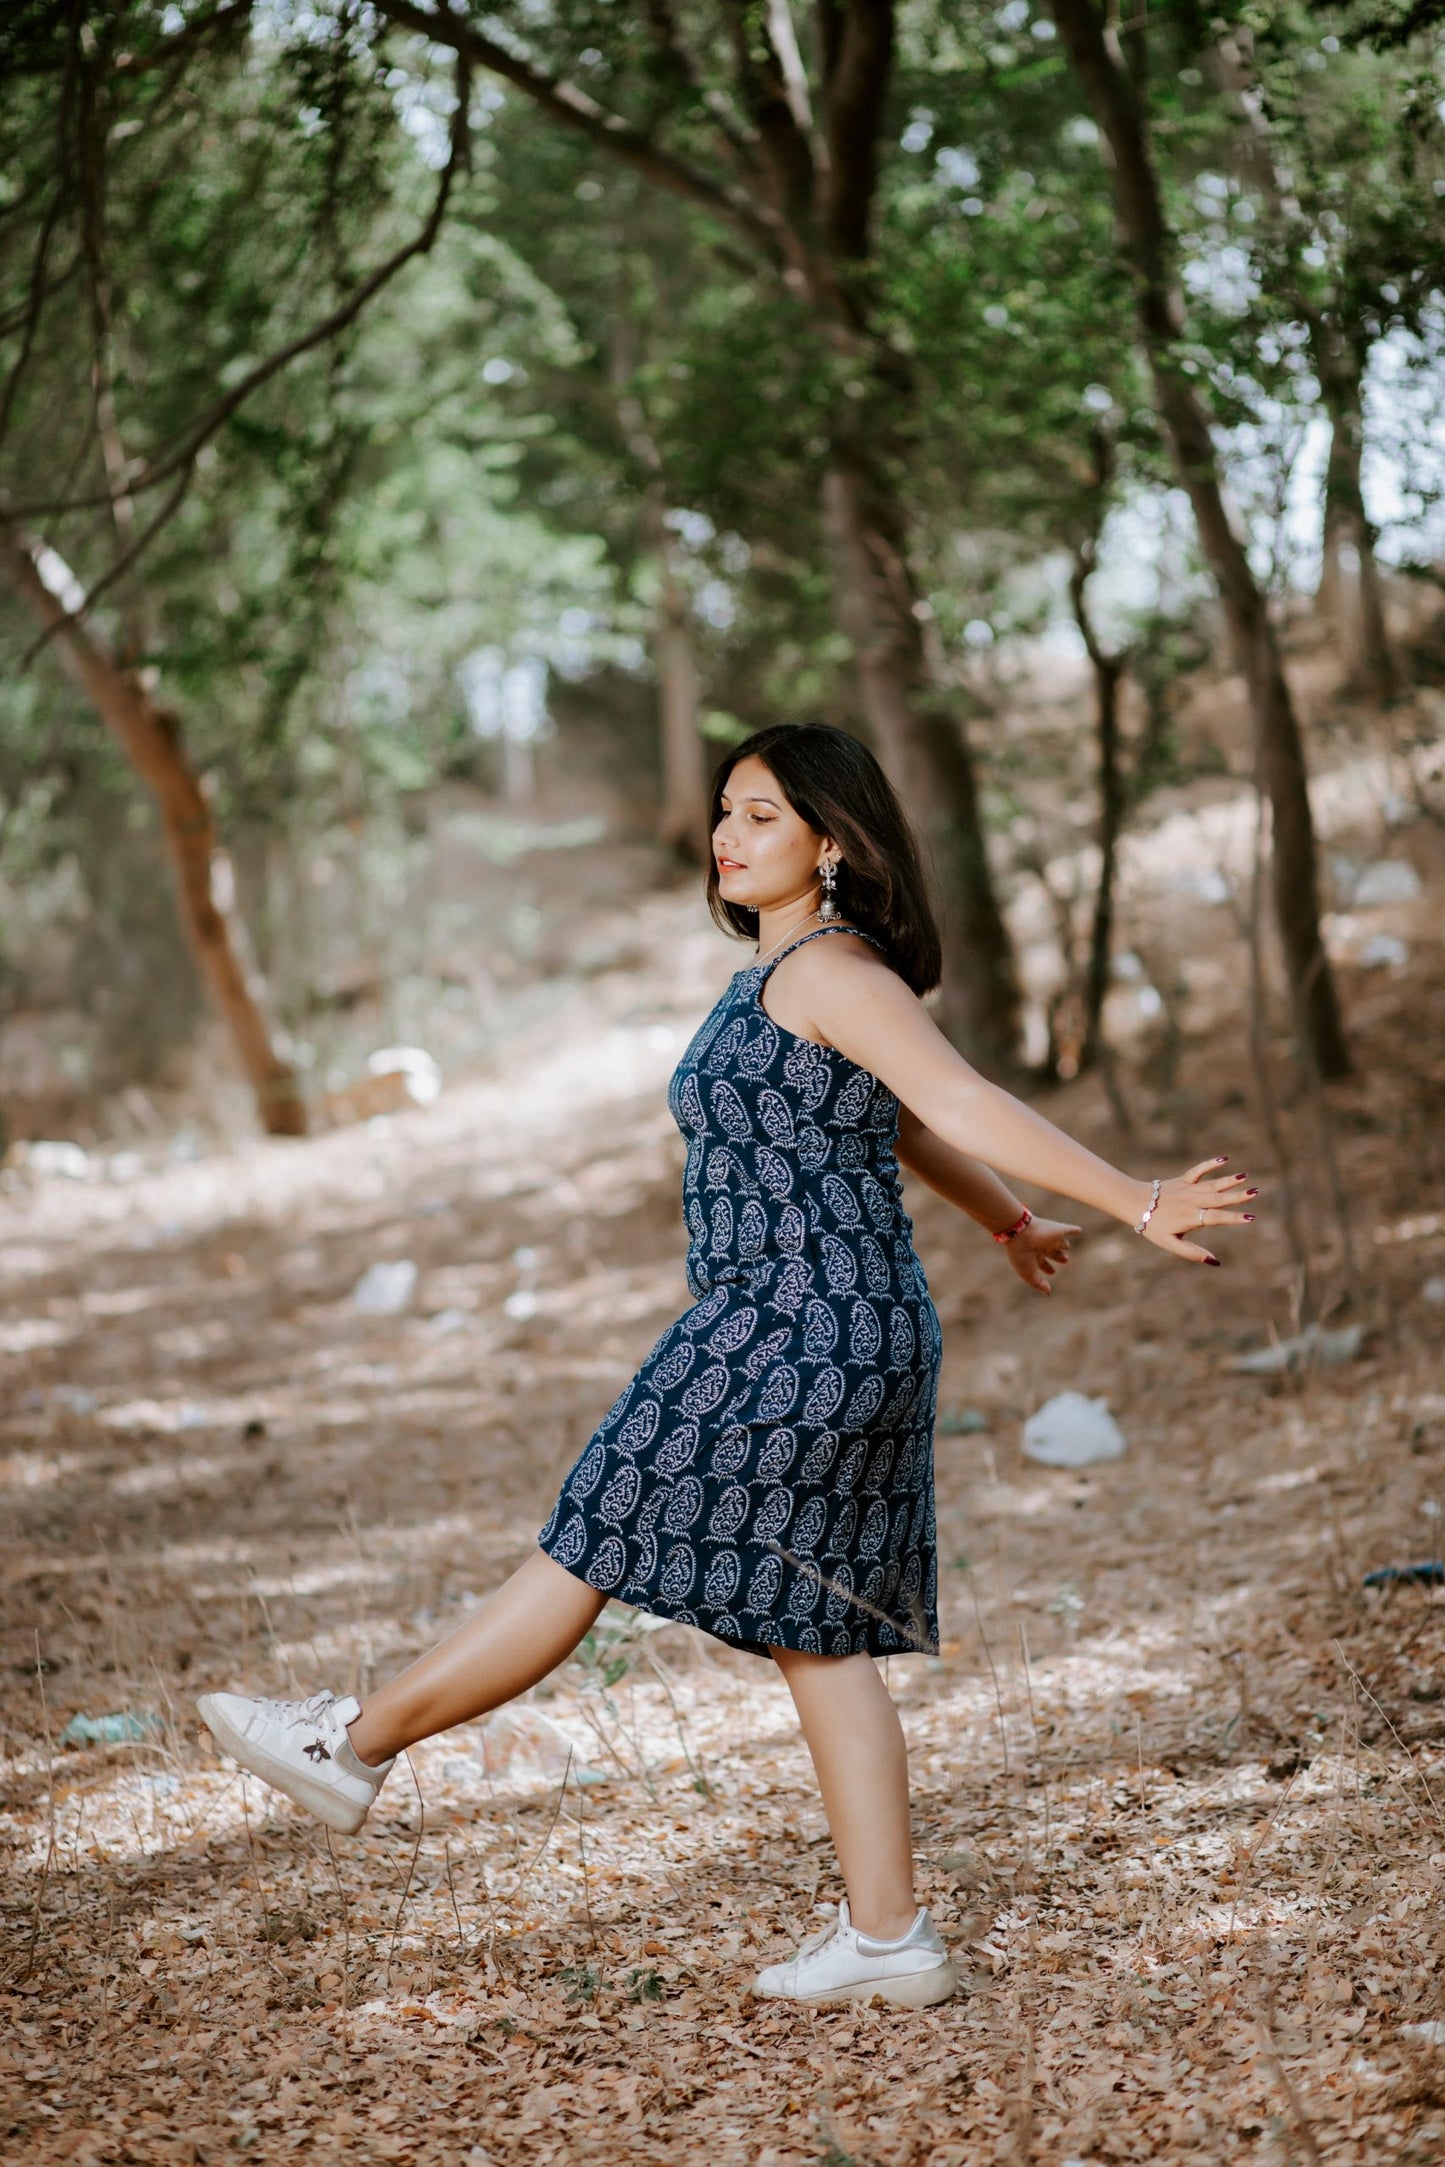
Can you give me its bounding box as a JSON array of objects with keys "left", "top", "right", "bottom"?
[
  {"left": 347, "top": 1550, "right": 607, "bottom": 1766},
  {"left": 771, "top": 1646, "right": 918, "bottom": 1942}
]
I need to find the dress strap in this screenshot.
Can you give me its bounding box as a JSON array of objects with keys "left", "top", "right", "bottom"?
[{"left": 755, "top": 922, "right": 885, "bottom": 979}]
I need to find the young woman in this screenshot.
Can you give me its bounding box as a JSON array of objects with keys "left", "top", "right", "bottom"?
[{"left": 199, "top": 722, "right": 1254, "bottom": 2009}]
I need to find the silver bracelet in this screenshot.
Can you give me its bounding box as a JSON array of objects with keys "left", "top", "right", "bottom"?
[{"left": 1133, "top": 1177, "right": 1163, "bottom": 1236}]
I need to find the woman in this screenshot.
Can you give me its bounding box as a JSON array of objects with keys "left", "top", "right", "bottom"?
[{"left": 199, "top": 722, "right": 1254, "bottom": 2009}]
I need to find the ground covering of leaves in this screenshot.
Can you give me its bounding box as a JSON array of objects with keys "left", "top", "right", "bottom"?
[{"left": 3, "top": 807, "right": 1445, "bottom": 2166}]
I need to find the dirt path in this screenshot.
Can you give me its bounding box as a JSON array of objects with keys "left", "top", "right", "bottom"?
[{"left": 3, "top": 886, "right": 1445, "bottom": 2166}]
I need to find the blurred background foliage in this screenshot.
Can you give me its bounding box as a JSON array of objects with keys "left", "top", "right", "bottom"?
[{"left": 0, "top": 0, "right": 1441, "bottom": 1141}]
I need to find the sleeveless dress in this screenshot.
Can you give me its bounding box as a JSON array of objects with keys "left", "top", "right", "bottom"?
[{"left": 537, "top": 924, "right": 942, "bottom": 1659}]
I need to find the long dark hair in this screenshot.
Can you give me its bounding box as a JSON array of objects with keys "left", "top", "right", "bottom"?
[{"left": 704, "top": 723, "right": 942, "bottom": 998}]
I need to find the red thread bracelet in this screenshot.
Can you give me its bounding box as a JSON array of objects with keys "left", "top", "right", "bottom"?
[{"left": 992, "top": 1207, "right": 1032, "bottom": 1244}]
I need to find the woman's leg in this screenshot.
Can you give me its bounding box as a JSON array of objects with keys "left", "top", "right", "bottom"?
[
  {"left": 347, "top": 1550, "right": 607, "bottom": 1765},
  {"left": 770, "top": 1646, "right": 918, "bottom": 1941}
]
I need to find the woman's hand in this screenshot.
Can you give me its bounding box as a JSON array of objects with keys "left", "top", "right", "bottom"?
[
  {"left": 1140, "top": 1159, "right": 1257, "bottom": 1264},
  {"left": 1004, "top": 1215, "right": 1082, "bottom": 1294}
]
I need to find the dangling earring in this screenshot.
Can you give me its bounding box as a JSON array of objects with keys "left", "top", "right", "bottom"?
[{"left": 818, "top": 857, "right": 840, "bottom": 920}]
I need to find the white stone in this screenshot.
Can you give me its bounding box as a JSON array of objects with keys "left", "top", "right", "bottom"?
[
  {"left": 1353, "top": 859, "right": 1422, "bottom": 907},
  {"left": 367, "top": 1044, "right": 442, "bottom": 1107},
  {"left": 469, "top": 1706, "right": 604, "bottom": 1791},
  {"left": 350, "top": 1259, "right": 418, "bottom": 1314},
  {"left": 1229, "top": 1323, "right": 1364, "bottom": 1374},
  {"left": 1021, "top": 1391, "right": 1126, "bottom": 1468}
]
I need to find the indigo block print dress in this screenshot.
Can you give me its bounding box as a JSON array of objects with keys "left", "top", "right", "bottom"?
[{"left": 538, "top": 924, "right": 942, "bottom": 1658}]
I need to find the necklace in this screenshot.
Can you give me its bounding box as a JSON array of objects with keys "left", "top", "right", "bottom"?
[{"left": 753, "top": 907, "right": 823, "bottom": 969}]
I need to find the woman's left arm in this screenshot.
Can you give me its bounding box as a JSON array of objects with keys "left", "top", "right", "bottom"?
[
  {"left": 803, "top": 943, "right": 1253, "bottom": 1263},
  {"left": 897, "top": 1109, "right": 1082, "bottom": 1292}
]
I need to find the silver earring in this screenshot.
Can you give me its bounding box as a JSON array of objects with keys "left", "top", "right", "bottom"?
[{"left": 818, "top": 859, "right": 839, "bottom": 920}]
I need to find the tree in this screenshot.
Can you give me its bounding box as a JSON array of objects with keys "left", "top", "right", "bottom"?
[
  {"left": 1201, "top": 13, "right": 1445, "bottom": 698},
  {"left": 373, "top": 0, "right": 1021, "bottom": 1067},
  {"left": 0, "top": 2, "right": 466, "bottom": 1131},
  {"left": 0, "top": 521, "right": 308, "bottom": 1132},
  {"left": 1046, "top": 0, "right": 1352, "bottom": 1081}
]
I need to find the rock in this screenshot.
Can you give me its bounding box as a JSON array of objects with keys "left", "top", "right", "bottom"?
[
  {"left": 350, "top": 1259, "right": 418, "bottom": 1315},
  {"left": 52, "top": 1385, "right": 97, "bottom": 1416},
  {"left": 424, "top": 1307, "right": 473, "bottom": 1336},
  {"left": 938, "top": 1406, "right": 989, "bottom": 1436},
  {"left": 60, "top": 1710, "right": 163, "bottom": 1747},
  {"left": 1353, "top": 859, "right": 1422, "bottom": 907},
  {"left": 1358, "top": 933, "right": 1407, "bottom": 970},
  {"left": 1021, "top": 1391, "right": 1126, "bottom": 1468},
  {"left": 465, "top": 1706, "right": 605, "bottom": 1791},
  {"left": 367, "top": 1044, "right": 442, "bottom": 1107},
  {"left": 1229, "top": 1323, "right": 1364, "bottom": 1375},
  {"left": 10, "top": 1140, "right": 95, "bottom": 1181}
]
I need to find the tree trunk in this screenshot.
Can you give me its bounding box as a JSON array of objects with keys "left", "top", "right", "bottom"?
[
  {"left": 1317, "top": 350, "right": 1396, "bottom": 701},
  {"left": 822, "top": 454, "right": 1021, "bottom": 1071},
  {"left": 1317, "top": 441, "right": 1347, "bottom": 625},
  {"left": 1048, "top": 0, "right": 1350, "bottom": 1080},
  {"left": 1071, "top": 597, "right": 1125, "bottom": 1070},
  {"left": 611, "top": 322, "right": 709, "bottom": 862},
  {"left": 0, "top": 523, "right": 309, "bottom": 1135},
  {"left": 1205, "top": 31, "right": 1395, "bottom": 709},
  {"left": 641, "top": 487, "right": 709, "bottom": 861},
  {"left": 380, "top": 0, "right": 1024, "bottom": 1068}
]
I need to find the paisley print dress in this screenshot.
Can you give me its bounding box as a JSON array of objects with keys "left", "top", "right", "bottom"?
[{"left": 538, "top": 924, "right": 941, "bottom": 1658}]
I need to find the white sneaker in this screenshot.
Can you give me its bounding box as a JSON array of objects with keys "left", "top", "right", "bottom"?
[
  {"left": 197, "top": 1689, "right": 393, "bottom": 1835},
  {"left": 752, "top": 1899, "right": 958, "bottom": 2008}
]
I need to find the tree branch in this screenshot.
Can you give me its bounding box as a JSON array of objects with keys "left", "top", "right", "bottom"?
[
  {"left": 371, "top": 0, "right": 782, "bottom": 257},
  {"left": 724, "top": 0, "right": 819, "bottom": 243},
  {"left": 9, "top": 52, "right": 472, "bottom": 529},
  {"left": 641, "top": 0, "right": 757, "bottom": 166},
  {"left": 816, "top": 0, "right": 894, "bottom": 263}
]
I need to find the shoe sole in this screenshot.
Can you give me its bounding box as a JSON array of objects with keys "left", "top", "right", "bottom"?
[
  {"left": 196, "top": 1695, "right": 371, "bottom": 1836},
  {"left": 752, "top": 1959, "right": 959, "bottom": 2010}
]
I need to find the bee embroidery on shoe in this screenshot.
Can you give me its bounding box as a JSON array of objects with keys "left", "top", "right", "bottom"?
[{"left": 303, "top": 1739, "right": 332, "bottom": 1762}]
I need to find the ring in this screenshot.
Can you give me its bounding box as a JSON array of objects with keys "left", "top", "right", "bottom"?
[{"left": 1196, "top": 1208, "right": 1206, "bottom": 1225}]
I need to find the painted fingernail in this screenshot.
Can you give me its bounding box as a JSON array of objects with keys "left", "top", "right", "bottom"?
[
  {"left": 1245, "top": 1188, "right": 1258, "bottom": 1198},
  {"left": 1205, "top": 1255, "right": 1221, "bottom": 1266},
  {"left": 1243, "top": 1213, "right": 1256, "bottom": 1222}
]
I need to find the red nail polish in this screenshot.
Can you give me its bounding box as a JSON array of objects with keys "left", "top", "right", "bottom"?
[
  {"left": 1243, "top": 1213, "right": 1256, "bottom": 1222},
  {"left": 1205, "top": 1255, "right": 1221, "bottom": 1266},
  {"left": 1245, "top": 1189, "right": 1258, "bottom": 1198}
]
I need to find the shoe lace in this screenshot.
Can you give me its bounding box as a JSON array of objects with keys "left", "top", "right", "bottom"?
[
  {"left": 266, "top": 1691, "right": 340, "bottom": 1731},
  {"left": 791, "top": 1915, "right": 845, "bottom": 1972}
]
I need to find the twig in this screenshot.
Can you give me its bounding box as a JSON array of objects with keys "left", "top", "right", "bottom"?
[
  {"left": 764, "top": 1540, "right": 934, "bottom": 1652},
  {"left": 1251, "top": 2002, "right": 1325, "bottom": 2166},
  {"left": 573, "top": 1773, "right": 601, "bottom": 1961},
  {"left": 323, "top": 1828, "right": 353, "bottom": 2057},
  {"left": 1226, "top": 1768, "right": 1304, "bottom": 1939},
  {"left": 644, "top": 1646, "right": 712, "bottom": 1799},
  {"left": 385, "top": 1749, "right": 427, "bottom": 1983},
  {"left": 443, "top": 1836, "right": 466, "bottom": 1959},
  {"left": 1332, "top": 1643, "right": 1445, "bottom": 1840},
  {"left": 967, "top": 1574, "right": 1011, "bottom": 1783},
  {"left": 237, "top": 1776, "right": 277, "bottom": 1970},
  {"left": 18, "top": 1632, "right": 58, "bottom": 1985},
  {"left": 513, "top": 1745, "right": 574, "bottom": 1890},
  {"left": 1018, "top": 1623, "right": 1052, "bottom": 1855}
]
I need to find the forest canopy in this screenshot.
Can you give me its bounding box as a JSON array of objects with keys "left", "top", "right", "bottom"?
[{"left": 0, "top": 0, "right": 1443, "bottom": 1131}]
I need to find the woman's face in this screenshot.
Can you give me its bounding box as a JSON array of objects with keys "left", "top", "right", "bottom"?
[{"left": 713, "top": 755, "right": 835, "bottom": 914}]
